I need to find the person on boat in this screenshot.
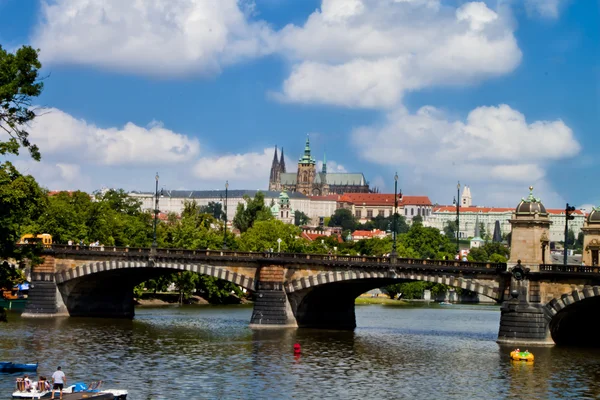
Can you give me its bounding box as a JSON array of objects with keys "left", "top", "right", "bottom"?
[
  {"left": 39, "top": 376, "right": 51, "bottom": 391},
  {"left": 23, "top": 375, "right": 32, "bottom": 391},
  {"left": 51, "top": 366, "right": 66, "bottom": 400}
]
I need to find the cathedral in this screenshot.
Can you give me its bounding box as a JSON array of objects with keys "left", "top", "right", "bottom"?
[{"left": 268, "top": 137, "right": 370, "bottom": 196}]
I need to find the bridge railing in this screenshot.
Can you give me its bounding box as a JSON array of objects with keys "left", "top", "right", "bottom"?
[
  {"left": 540, "top": 264, "right": 600, "bottom": 274},
  {"left": 47, "top": 244, "right": 506, "bottom": 271}
]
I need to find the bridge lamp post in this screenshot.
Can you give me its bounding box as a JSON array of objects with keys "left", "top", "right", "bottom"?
[
  {"left": 455, "top": 181, "right": 460, "bottom": 255},
  {"left": 391, "top": 172, "right": 399, "bottom": 259},
  {"left": 223, "top": 181, "right": 229, "bottom": 250},
  {"left": 152, "top": 173, "right": 160, "bottom": 248}
]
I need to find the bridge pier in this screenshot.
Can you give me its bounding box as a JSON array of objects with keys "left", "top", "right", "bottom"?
[
  {"left": 22, "top": 257, "right": 69, "bottom": 318},
  {"left": 497, "top": 276, "right": 553, "bottom": 346},
  {"left": 250, "top": 265, "right": 298, "bottom": 328}
]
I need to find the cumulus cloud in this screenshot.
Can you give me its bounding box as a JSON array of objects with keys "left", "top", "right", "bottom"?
[
  {"left": 524, "top": 0, "right": 566, "bottom": 19},
  {"left": 275, "top": 0, "right": 522, "bottom": 108},
  {"left": 352, "top": 104, "right": 580, "bottom": 206},
  {"left": 317, "top": 160, "right": 347, "bottom": 173},
  {"left": 25, "top": 108, "right": 200, "bottom": 166},
  {"left": 192, "top": 148, "right": 273, "bottom": 189},
  {"left": 32, "top": 0, "right": 275, "bottom": 76}
]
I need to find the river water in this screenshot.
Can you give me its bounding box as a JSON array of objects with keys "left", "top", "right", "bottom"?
[{"left": 2, "top": 304, "right": 600, "bottom": 399}]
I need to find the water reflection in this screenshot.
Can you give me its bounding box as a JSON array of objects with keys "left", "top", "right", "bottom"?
[{"left": 1, "top": 305, "right": 600, "bottom": 399}]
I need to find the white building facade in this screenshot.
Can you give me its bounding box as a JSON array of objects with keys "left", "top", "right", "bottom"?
[{"left": 426, "top": 206, "right": 585, "bottom": 242}]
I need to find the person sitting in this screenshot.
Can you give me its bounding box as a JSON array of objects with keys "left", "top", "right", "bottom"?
[{"left": 23, "top": 375, "right": 32, "bottom": 391}]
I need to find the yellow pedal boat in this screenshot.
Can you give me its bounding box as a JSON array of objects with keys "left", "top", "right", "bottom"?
[{"left": 510, "top": 350, "right": 534, "bottom": 362}]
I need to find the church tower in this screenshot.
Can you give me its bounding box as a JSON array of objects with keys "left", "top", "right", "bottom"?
[
  {"left": 268, "top": 146, "right": 280, "bottom": 191},
  {"left": 296, "top": 136, "right": 316, "bottom": 195},
  {"left": 461, "top": 185, "right": 472, "bottom": 207},
  {"left": 279, "top": 147, "right": 286, "bottom": 174}
]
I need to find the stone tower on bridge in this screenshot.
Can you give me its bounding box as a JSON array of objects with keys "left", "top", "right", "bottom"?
[
  {"left": 508, "top": 186, "right": 551, "bottom": 269},
  {"left": 582, "top": 207, "right": 600, "bottom": 266}
]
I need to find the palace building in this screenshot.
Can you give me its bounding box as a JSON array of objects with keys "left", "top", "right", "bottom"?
[{"left": 268, "top": 137, "right": 370, "bottom": 196}]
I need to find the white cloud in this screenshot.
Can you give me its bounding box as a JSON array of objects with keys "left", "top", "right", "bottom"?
[
  {"left": 32, "top": 0, "right": 275, "bottom": 76},
  {"left": 317, "top": 160, "right": 347, "bottom": 173},
  {"left": 352, "top": 104, "right": 580, "bottom": 207},
  {"left": 275, "top": 0, "right": 521, "bottom": 108},
  {"left": 524, "top": 0, "right": 565, "bottom": 19},
  {"left": 25, "top": 108, "right": 200, "bottom": 166},
  {"left": 192, "top": 148, "right": 273, "bottom": 189}
]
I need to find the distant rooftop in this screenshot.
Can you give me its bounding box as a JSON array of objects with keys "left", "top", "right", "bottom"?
[{"left": 129, "top": 189, "right": 309, "bottom": 200}]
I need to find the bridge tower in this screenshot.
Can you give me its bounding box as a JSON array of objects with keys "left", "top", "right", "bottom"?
[
  {"left": 498, "top": 186, "right": 554, "bottom": 346},
  {"left": 582, "top": 207, "right": 600, "bottom": 267}
]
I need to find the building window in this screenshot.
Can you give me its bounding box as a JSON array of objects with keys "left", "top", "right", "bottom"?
[
  {"left": 405, "top": 208, "right": 408, "bottom": 215},
  {"left": 418, "top": 208, "right": 421, "bottom": 216},
  {"left": 367, "top": 210, "right": 373, "bottom": 218},
  {"left": 378, "top": 209, "right": 385, "bottom": 217},
  {"left": 411, "top": 208, "right": 414, "bottom": 216},
  {"left": 355, "top": 210, "right": 362, "bottom": 218}
]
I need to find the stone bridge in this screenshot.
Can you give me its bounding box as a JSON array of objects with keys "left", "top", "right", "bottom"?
[
  {"left": 21, "top": 245, "right": 600, "bottom": 347},
  {"left": 23, "top": 245, "right": 507, "bottom": 327}
]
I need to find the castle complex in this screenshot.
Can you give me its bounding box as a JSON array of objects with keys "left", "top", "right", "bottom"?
[{"left": 268, "top": 137, "right": 370, "bottom": 196}]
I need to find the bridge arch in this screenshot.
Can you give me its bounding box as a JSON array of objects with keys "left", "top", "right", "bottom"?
[
  {"left": 56, "top": 260, "right": 256, "bottom": 291},
  {"left": 285, "top": 270, "right": 501, "bottom": 301},
  {"left": 543, "top": 286, "right": 600, "bottom": 345}
]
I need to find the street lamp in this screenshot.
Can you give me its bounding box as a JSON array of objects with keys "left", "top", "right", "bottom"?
[
  {"left": 455, "top": 181, "right": 460, "bottom": 254},
  {"left": 152, "top": 173, "right": 160, "bottom": 248},
  {"left": 223, "top": 181, "right": 229, "bottom": 250},
  {"left": 391, "top": 172, "right": 399, "bottom": 259}
]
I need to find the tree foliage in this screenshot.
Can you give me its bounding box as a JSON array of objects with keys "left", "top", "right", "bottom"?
[
  {"left": 294, "top": 210, "right": 310, "bottom": 226},
  {"left": 232, "top": 192, "right": 272, "bottom": 233},
  {"left": 0, "top": 45, "right": 43, "bottom": 161},
  {"left": 328, "top": 208, "right": 357, "bottom": 232},
  {"left": 238, "top": 220, "right": 302, "bottom": 252}
]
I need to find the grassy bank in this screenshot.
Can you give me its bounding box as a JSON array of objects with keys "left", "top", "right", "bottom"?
[{"left": 355, "top": 297, "right": 410, "bottom": 306}]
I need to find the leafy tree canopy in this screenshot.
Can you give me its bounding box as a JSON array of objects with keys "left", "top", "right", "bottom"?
[
  {"left": 328, "top": 208, "right": 357, "bottom": 232},
  {"left": 232, "top": 192, "right": 272, "bottom": 233},
  {"left": 238, "top": 220, "right": 302, "bottom": 252},
  {"left": 0, "top": 45, "right": 43, "bottom": 161}
]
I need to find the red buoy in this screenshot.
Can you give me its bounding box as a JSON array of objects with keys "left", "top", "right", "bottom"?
[{"left": 293, "top": 343, "right": 301, "bottom": 354}]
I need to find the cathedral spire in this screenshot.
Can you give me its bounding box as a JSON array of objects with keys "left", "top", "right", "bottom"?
[
  {"left": 322, "top": 151, "right": 327, "bottom": 174},
  {"left": 269, "top": 145, "right": 280, "bottom": 187},
  {"left": 280, "top": 147, "right": 286, "bottom": 173},
  {"left": 299, "top": 134, "right": 316, "bottom": 165}
]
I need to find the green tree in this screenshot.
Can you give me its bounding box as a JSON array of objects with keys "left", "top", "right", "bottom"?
[
  {"left": 294, "top": 210, "right": 310, "bottom": 226},
  {"left": 199, "top": 201, "right": 225, "bottom": 220},
  {"left": 0, "top": 163, "right": 46, "bottom": 262},
  {"left": 328, "top": 208, "right": 357, "bottom": 232},
  {"left": 233, "top": 192, "right": 272, "bottom": 233},
  {"left": 172, "top": 271, "right": 199, "bottom": 304},
  {"left": 196, "top": 275, "right": 244, "bottom": 304},
  {"left": 400, "top": 223, "right": 455, "bottom": 259},
  {"left": 444, "top": 221, "right": 457, "bottom": 240},
  {"left": 566, "top": 229, "right": 576, "bottom": 246},
  {"left": 0, "top": 45, "right": 43, "bottom": 161},
  {"left": 412, "top": 215, "right": 423, "bottom": 225},
  {"left": 576, "top": 232, "right": 584, "bottom": 250},
  {"left": 238, "top": 220, "right": 302, "bottom": 252}
]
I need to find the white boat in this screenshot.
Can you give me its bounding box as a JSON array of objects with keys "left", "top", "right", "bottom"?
[{"left": 12, "top": 380, "right": 127, "bottom": 399}]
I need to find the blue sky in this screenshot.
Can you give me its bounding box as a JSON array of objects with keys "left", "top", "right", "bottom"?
[{"left": 0, "top": 0, "right": 598, "bottom": 209}]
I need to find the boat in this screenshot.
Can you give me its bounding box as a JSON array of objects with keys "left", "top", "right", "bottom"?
[
  {"left": 510, "top": 349, "right": 534, "bottom": 362},
  {"left": 439, "top": 301, "right": 452, "bottom": 305},
  {"left": 0, "top": 362, "right": 38, "bottom": 373},
  {"left": 12, "top": 380, "right": 127, "bottom": 399}
]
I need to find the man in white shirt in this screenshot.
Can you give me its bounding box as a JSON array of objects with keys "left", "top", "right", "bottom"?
[{"left": 50, "top": 366, "right": 66, "bottom": 400}]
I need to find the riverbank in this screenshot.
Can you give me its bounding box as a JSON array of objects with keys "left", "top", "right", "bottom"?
[
  {"left": 135, "top": 293, "right": 251, "bottom": 306},
  {"left": 355, "top": 297, "right": 410, "bottom": 306}
]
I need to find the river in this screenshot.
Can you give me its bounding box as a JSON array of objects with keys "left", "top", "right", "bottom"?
[{"left": 2, "top": 304, "right": 600, "bottom": 399}]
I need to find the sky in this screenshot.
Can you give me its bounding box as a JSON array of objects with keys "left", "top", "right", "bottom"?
[{"left": 0, "top": 0, "right": 598, "bottom": 209}]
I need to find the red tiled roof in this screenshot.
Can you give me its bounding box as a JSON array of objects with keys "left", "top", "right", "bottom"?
[
  {"left": 433, "top": 206, "right": 585, "bottom": 215},
  {"left": 310, "top": 195, "right": 340, "bottom": 201},
  {"left": 301, "top": 232, "right": 343, "bottom": 243},
  {"left": 338, "top": 193, "right": 431, "bottom": 206},
  {"left": 351, "top": 229, "right": 387, "bottom": 238}
]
